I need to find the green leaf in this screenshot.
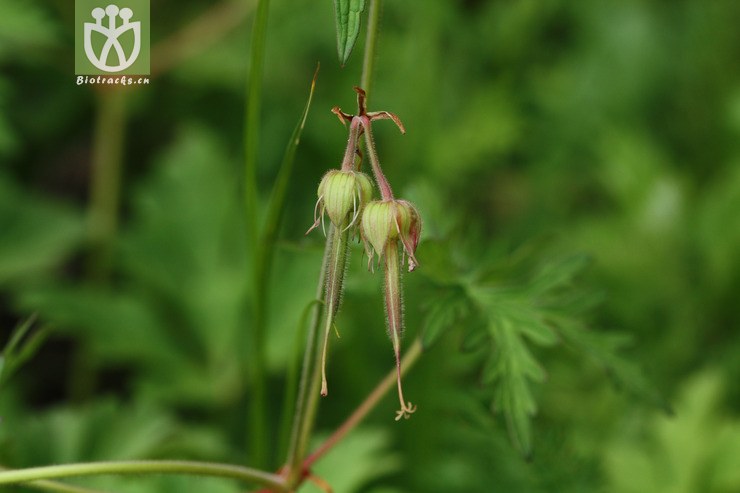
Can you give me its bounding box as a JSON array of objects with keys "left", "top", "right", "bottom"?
[
  {"left": 334, "top": 0, "right": 366, "bottom": 65},
  {"left": 480, "top": 314, "right": 545, "bottom": 457},
  {"left": 258, "top": 65, "right": 319, "bottom": 286},
  {"left": 530, "top": 254, "right": 591, "bottom": 297},
  {"left": 311, "top": 427, "right": 401, "bottom": 492},
  {"left": 0, "top": 315, "right": 48, "bottom": 388},
  {"left": 455, "top": 251, "right": 658, "bottom": 457},
  {"left": 556, "top": 320, "right": 669, "bottom": 412},
  {"left": 0, "top": 176, "right": 84, "bottom": 284},
  {"left": 17, "top": 128, "right": 251, "bottom": 406},
  {"left": 421, "top": 290, "right": 469, "bottom": 349}
]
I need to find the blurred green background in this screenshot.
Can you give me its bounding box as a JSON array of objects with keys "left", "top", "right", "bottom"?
[{"left": 2, "top": 0, "right": 740, "bottom": 492}]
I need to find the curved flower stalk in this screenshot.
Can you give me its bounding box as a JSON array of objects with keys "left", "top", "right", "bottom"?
[
  {"left": 310, "top": 87, "right": 421, "bottom": 418},
  {"left": 361, "top": 199, "right": 421, "bottom": 420},
  {"left": 331, "top": 87, "right": 421, "bottom": 419},
  {"left": 306, "top": 112, "right": 372, "bottom": 397}
]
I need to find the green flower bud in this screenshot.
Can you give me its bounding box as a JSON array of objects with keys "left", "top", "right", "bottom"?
[
  {"left": 361, "top": 199, "right": 422, "bottom": 271},
  {"left": 307, "top": 170, "right": 373, "bottom": 235}
]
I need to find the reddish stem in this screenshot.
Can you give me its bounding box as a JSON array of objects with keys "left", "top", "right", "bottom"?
[
  {"left": 340, "top": 118, "right": 362, "bottom": 171},
  {"left": 360, "top": 116, "right": 394, "bottom": 201}
]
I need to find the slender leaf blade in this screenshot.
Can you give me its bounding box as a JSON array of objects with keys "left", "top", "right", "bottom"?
[
  {"left": 334, "top": 0, "right": 366, "bottom": 65},
  {"left": 260, "top": 64, "right": 319, "bottom": 253}
]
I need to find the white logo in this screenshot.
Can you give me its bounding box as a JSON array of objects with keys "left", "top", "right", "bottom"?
[{"left": 84, "top": 4, "right": 141, "bottom": 72}]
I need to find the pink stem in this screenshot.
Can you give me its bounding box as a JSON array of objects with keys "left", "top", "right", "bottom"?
[
  {"left": 340, "top": 119, "right": 362, "bottom": 171},
  {"left": 360, "top": 116, "right": 394, "bottom": 201}
]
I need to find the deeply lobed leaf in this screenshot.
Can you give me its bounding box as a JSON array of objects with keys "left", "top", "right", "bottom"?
[{"left": 422, "top": 250, "right": 660, "bottom": 456}]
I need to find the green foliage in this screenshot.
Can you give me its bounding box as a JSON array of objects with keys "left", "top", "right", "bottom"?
[
  {"left": 333, "top": 0, "right": 366, "bottom": 65},
  {"left": 421, "top": 247, "right": 658, "bottom": 457},
  {"left": 0, "top": 178, "right": 84, "bottom": 285},
  {"left": 18, "top": 127, "right": 250, "bottom": 406},
  {"left": 0, "top": 0, "right": 739, "bottom": 491},
  {"left": 0, "top": 399, "right": 238, "bottom": 493},
  {"left": 605, "top": 371, "right": 740, "bottom": 493},
  {"left": 310, "top": 428, "right": 401, "bottom": 493},
  {"left": 0, "top": 316, "right": 48, "bottom": 390},
  {"left": 0, "top": 0, "right": 58, "bottom": 62}
]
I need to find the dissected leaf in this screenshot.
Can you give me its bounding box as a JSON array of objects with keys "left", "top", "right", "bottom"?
[
  {"left": 556, "top": 320, "right": 669, "bottom": 412},
  {"left": 530, "top": 254, "right": 592, "bottom": 297},
  {"left": 486, "top": 318, "right": 545, "bottom": 457},
  {"left": 333, "top": 0, "right": 366, "bottom": 65},
  {"left": 421, "top": 289, "right": 469, "bottom": 349},
  {"left": 433, "top": 250, "right": 660, "bottom": 457}
]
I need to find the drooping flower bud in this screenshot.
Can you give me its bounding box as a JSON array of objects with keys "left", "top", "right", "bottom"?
[
  {"left": 307, "top": 170, "right": 373, "bottom": 235},
  {"left": 361, "top": 198, "right": 422, "bottom": 420},
  {"left": 361, "top": 199, "right": 422, "bottom": 271}
]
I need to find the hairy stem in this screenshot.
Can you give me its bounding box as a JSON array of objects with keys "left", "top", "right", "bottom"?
[
  {"left": 384, "top": 243, "right": 402, "bottom": 354},
  {"left": 285, "top": 225, "right": 332, "bottom": 484},
  {"left": 384, "top": 241, "right": 415, "bottom": 419},
  {"left": 288, "top": 226, "right": 353, "bottom": 488},
  {"left": 361, "top": 119, "right": 394, "bottom": 201},
  {"left": 340, "top": 119, "right": 362, "bottom": 171},
  {"left": 0, "top": 461, "right": 286, "bottom": 492},
  {"left": 320, "top": 222, "right": 350, "bottom": 396}
]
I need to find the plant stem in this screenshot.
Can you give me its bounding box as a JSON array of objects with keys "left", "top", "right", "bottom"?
[
  {"left": 87, "top": 89, "right": 126, "bottom": 281},
  {"left": 0, "top": 461, "right": 286, "bottom": 492},
  {"left": 0, "top": 466, "right": 110, "bottom": 493},
  {"left": 24, "top": 480, "right": 108, "bottom": 493},
  {"left": 283, "top": 0, "right": 386, "bottom": 486},
  {"left": 319, "top": 223, "right": 350, "bottom": 397},
  {"left": 244, "top": 0, "right": 270, "bottom": 242},
  {"left": 304, "top": 337, "right": 422, "bottom": 468},
  {"left": 73, "top": 89, "right": 127, "bottom": 403},
  {"left": 244, "top": 0, "right": 271, "bottom": 468},
  {"left": 360, "top": 0, "right": 383, "bottom": 101},
  {"left": 340, "top": 119, "right": 362, "bottom": 171},
  {"left": 361, "top": 118, "right": 394, "bottom": 200},
  {"left": 384, "top": 241, "right": 415, "bottom": 420},
  {"left": 284, "top": 225, "right": 334, "bottom": 485}
]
